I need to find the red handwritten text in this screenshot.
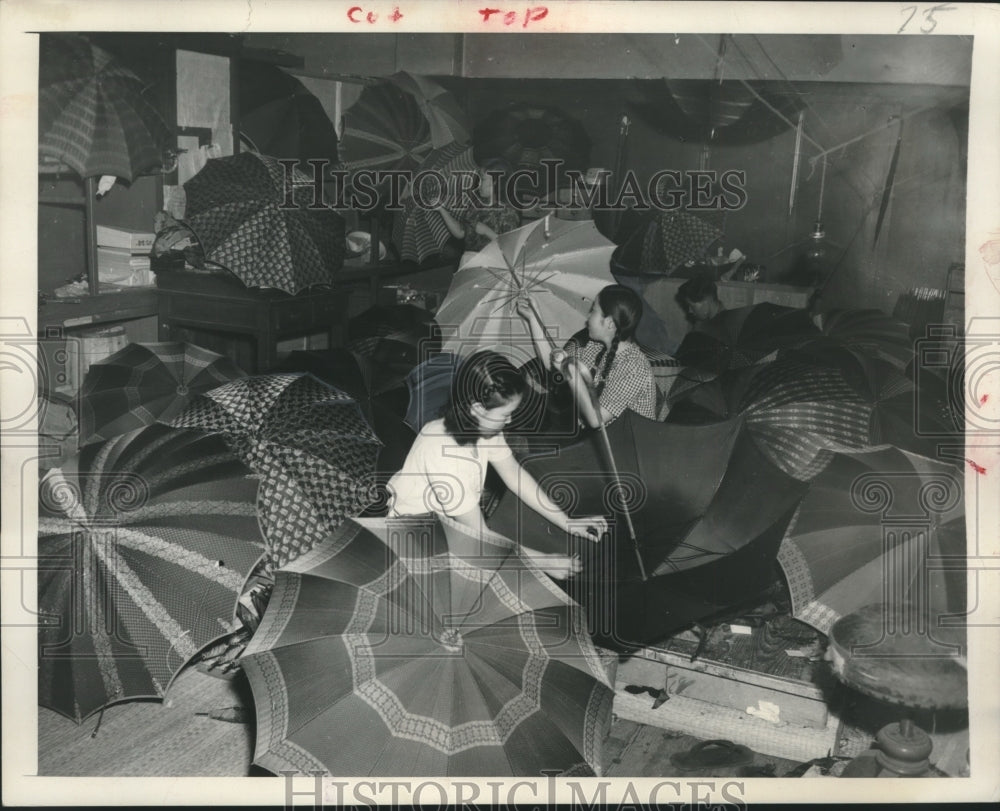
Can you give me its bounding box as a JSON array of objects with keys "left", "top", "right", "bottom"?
[
  {"left": 347, "top": 5, "right": 403, "bottom": 23},
  {"left": 478, "top": 6, "right": 548, "bottom": 27}
]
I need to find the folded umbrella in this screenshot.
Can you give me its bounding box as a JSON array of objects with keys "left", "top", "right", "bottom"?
[
  {"left": 37, "top": 424, "right": 266, "bottom": 722},
  {"left": 78, "top": 342, "right": 246, "bottom": 446},
  {"left": 184, "top": 151, "right": 346, "bottom": 295},
  {"left": 169, "top": 373, "right": 383, "bottom": 568},
  {"left": 240, "top": 514, "right": 617, "bottom": 776},
  {"left": 436, "top": 218, "right": 617, "bottom": 364},
  {"left": 776, "top": 445, "right": 966, "bottom": 653},
  {"left": 39, "top": 33, "right": 171, "bottom": 181}
]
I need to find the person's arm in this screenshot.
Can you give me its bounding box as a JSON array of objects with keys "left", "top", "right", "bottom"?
[
  {"left": 492, "top": 453, "right": 607, "bottom": 542},
  {"left": 514, "top": 294, "right": 556, "bottom": 370},
  {"left": 436, "top": 206, "right": 466, "bottom": 240},
  {"left": 563, "top": 361, "right": 617, "bottom": 428},
  {"left": 473, "top": 220, "right": 499, "bottom": 242}
]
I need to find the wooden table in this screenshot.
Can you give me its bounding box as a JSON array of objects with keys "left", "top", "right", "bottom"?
[{"left": 155, "top": 271, "right": 351, "bottom": 373}]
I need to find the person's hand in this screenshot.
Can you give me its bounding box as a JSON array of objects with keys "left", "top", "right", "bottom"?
[
  {"left": 566, "top": 515, "right": 607, "bottom": 542},
  {"left": 514, "top": 294, "right": 537, "bottom": 322},
  {"left": 524, "top": 551, "right": 582, "bottom": 580}
]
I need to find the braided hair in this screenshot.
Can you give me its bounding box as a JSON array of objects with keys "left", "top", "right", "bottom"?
[
  {"left": 442, "top": 350, "right": 527, "bottom": 445},
  {"left": 592, "top": 285, "right": 643, "bottom": 398}
]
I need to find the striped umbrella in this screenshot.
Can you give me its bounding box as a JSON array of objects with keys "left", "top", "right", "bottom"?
[
  {"left": 39, "top": 33, "right": 171, "bottom": 181},
  {"left": 241, "top": 514, "right": 617, "bottom": 776},
  {"left": 37, "top": 425, "right": 266, "bottom": 723},
  {"left": 808, "top": 308, "right": 914, "bottom": 370},
  {"left": 387, "top": 71, "right": 470, "bottom": 149},
  {"left": 734, "top": 357, "right": 873, "bottom": 481},
  {"left": 777, "top": 445, "right": 965, "bottom": 653},
  {"left": 169, "top": 373, "right": 383, "bottom": 568},
  {"left": 391, "top": 142, "right": 480, "bottom": 263},
  {"left": 78, "top": 342, "right": 246, "bottom": 447}
]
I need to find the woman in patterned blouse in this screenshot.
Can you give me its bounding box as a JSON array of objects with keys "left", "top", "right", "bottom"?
[
  {"left": 517, "top": 284, "right": 657, "bottom": 429},
  {"left": 434, "top": 157, "right": 520, "bottom": 266}
]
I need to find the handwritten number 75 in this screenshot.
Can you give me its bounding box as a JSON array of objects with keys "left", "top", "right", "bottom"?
[{"left": 898, "top": 4, "right": 956, "bottom": 34}]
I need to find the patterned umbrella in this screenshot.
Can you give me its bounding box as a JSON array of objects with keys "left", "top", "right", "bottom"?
[
  {"left": 78, "top": 342, "right": 246, "bottom": 447},
  {"left": 487, "top": 413, "right": 806, "bottom": 649},
  {"left": 813, "top": 309, "right": 914, "bottom": 370},
  {"left": 239, "top": 60, "right": 339, "bottom": 166},
  {"left": 37, "top": 424, "right": 266, "bottom": 722},
  {"left": 387, "top": 71, "right": 470, "bottom": 149},
  {"left": 346, "top": 304, "right": 441, "bottom": 370},
  {"left": 391, "top": 142, "right": 480, "bottom": 263},
  {"left": 730, "top": 357, "right": 873, "bottom": 481},
  {"left": 777, "top": 446, "right": 966, "bottom": 652},
  {"left": 240, "top": 514, "right": 617, "bottom": 776},
  {"left": 169, "top": 373, "right": 382, "bottom": 568},
  {"left": 184, "top": 152, "right": 346, "bottom": 295},
  {"left": 39, "top": 33, "right": 171, "bottom": 181},
  {"left": 436, "top": 218, "right": 617, "bottom": 364}
]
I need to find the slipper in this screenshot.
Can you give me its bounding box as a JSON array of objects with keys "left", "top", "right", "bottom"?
[{"left": 670, "top": 740, "right": 755, "bottom": 771}]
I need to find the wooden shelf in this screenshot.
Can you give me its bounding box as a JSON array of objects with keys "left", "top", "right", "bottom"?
[{"left": 39, "top": 289, "right": 159, "bottom": 330}]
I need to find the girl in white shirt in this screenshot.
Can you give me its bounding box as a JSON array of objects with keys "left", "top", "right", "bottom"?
[{"left": 387, "top": 350, "right": 606, "bottom": 579}]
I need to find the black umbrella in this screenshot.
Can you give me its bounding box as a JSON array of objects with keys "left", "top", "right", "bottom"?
[
  {"left": 239, "top": 60, "right": 339, "bottom": 166},
  {"left": 487, "top": 413, "right": 806, "bottom": 649}
]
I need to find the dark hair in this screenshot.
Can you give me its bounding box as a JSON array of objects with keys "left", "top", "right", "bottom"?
[
  {"left": 442, "top": 350, "right": 526, "bottom": 445},
  {"left": 676, "top": 274, "right": 720, "bottom": 309},
  {"left": 593, "top": 284, "right": 642, "bottom": 398}
]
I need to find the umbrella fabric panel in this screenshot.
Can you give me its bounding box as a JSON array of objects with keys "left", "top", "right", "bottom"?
[
  {"left": 39, "top": 34, "right": 171, "bottom": 181},
  {"left": 37, "top": 426, "right": 265, "bottom": 722},
  {"left": 79, "top": 342, "right": 246, "bottom": 445},
  {"left": 388, "top": 71, "right": 471, "bottom": 149},
  {"left": 340, "top": 81, "right": 434, "bottom": 176}
]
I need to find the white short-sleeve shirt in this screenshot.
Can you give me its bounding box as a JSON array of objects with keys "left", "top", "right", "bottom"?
[{"left": 387, "top": 419, "right": 513, "bottom": 518}]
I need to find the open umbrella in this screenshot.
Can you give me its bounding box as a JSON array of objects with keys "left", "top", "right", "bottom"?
[
  {"left": 347, "top": 304, "right": 441, "bottom": 369},
  {"left": 37, "top": 424, "right": 266, "bottom": 722},
  {"left": 39, "top": 33, "right": 171, "bottom": 181},
  {"left": 391, "top": 142, "right": 480, "bottom": 264},
  {"left": 240, "top": 514, "right": 616, "bottom": 776},
  {"left": 776, "top": 445, "right": 966, "bottom": 652},
  {"left": 387, "top": 71, "right": 471, "bottom": 149},
  {"left": 169, "top": 373, "right": 382, "bottom": 568},
  {"left": 78, "top": 342, "right": 246, "bottom": 447},
  {"left": 239, "top": 60, "right": 339, "bottom": 166},
  {"left": 338, "top": 81, "right": 433, "bottom": 181},
  {"left": 487, "top": 413, "right": 807, "bottom": 648},
  {"left": 473, "top": 104, "right": 591, "bottom": 193},
  {"left": 435, "top": 218, "right": 617, "bottom": 363},
  {"left": 404, "top": 352, "right": 459, "bottom": 433},
  {"left": 274, "top": 348, "right": 415, "bottom": 479},
  {"left": 184, "top": 151, "right": 346, "bottom": 295}
]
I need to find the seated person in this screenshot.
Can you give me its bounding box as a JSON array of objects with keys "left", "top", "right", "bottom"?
[
  {"left": 386, "top": 350, "right": 606, "bottom": 579},
  {"left": 675, "top": 274, "right": 725, "bottom": 327},
  {"left": 517, "top": 284, "right": 658, "bottom": 429}
]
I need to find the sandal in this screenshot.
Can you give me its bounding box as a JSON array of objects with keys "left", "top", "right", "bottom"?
[{"left": 670, "top": 739, "right": 755, "bottom": 771}]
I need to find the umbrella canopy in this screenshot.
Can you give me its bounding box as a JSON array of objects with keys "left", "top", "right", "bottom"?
[
  {"left": 435, "top": 218, "right": 617, "bottom": 363},
  {"left": 387, "top": 71, "right": 471, "bottom": 149},
  {"left": 473, "top": 104, "right": 591, "bottom": 193},
  {"left": 339, "top": 81, "right": 434, "bottom": 181},
  {"left": 776, "top": 446, "right": 966, "bottom": 653},
  {"left": 184, "top": 151, "right": 346, "bottom": 295},
  {"left": 37, "top": 424, "right": 266, "bottom": 722},
  {"left": 274, "top": 348, "right": 415, "bottom": 478},
  {"left": 404, "top": 352, "right": 459, "bottom": 433},
  {"left": 239, "top": 60, "right": 339, "bottom": 166},
  {"left": 347, "top": 304, "right": 442, "bottom": 369},
  {"left": 39, "top": 33, "right": 171, "bottom": 181},
  {"left": 812, "top": 308, "right": 914, "bottom": 370},
  {"left": 391, "top": 142, "right": 480, "bottom": 263},
  {"left": 487, "top": 413, "right": 806, "bottom": 648},
  {"left": 169, "top": 373, "right": 382, "bottom": 568},
  {"left": 78, "top": 342, "right": 246, "bottom": 447},
  {"left": 240, "top": 514, "right": 616, "bottom": 776}
]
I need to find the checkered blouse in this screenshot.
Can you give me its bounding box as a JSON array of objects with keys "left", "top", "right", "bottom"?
[{"left": 573, "top": 339, "right": 658, "bottom": 422}]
